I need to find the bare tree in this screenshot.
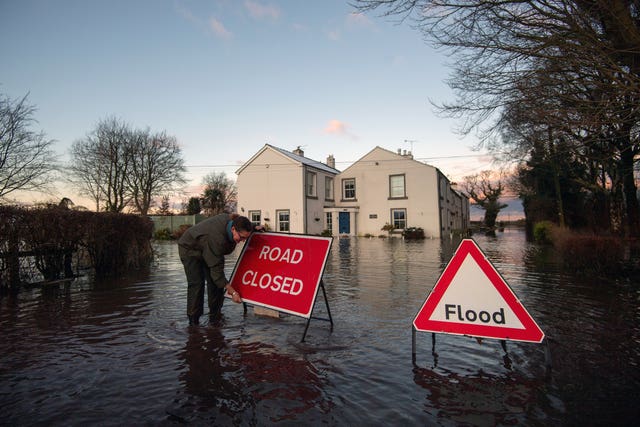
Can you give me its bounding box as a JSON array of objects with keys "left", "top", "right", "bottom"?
[
  {"left": 70, "top": 121, "right": 187, "bottom": 214},
  {"left": 463, "top": 171, "right": 508, "bottom": 230},
  {"left": 200, "top": 172, "right": 237, "bottom": 216},
  {"left": 0, "top": 93, "right": 57, "bottom": 200},
  {"left": 356, "top": 0, "right": 640, "bottom": 235},
  {"left": 68, "top": 136, "right": 104, "bottom": 211},
  {"left": 127, "top": 129, "right": 186, "bottom": 216},
  {"left": 69, "top": 117, "right": 134, "bottom": 212}
]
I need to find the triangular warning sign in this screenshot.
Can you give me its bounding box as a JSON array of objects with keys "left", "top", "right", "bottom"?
[{"left": 414, "top": 239, "right": 544, "bottom": 343}]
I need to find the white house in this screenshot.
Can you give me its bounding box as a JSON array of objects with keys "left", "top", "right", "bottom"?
[
  {"left": 236, "top": 144, "right": 469, "bottom": 238},
  {"left": 235, "top": 144, "right": 340, "bottom": 235},
  {"left": 330, "top": 146, "right": 469, "bottom": 238}
]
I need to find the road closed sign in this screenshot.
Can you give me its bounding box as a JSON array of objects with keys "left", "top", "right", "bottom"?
[
  {"left": 414, "top": 239, "right": 544, "bottom": 343},
  {"left": 229, "top": 232, "right": 332, "bottom": 318}
]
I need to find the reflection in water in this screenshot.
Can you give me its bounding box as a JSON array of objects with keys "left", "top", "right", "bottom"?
[
  {"left": 169, "top": 326, "right": 251, "bottom": 424},
  {"left": 169, "top": 325, "right": 332, "bottom": 424},
  {"left": 412, "top": 364, "right": 543, "bottom": 426},
  {"left": 0, "top": 229, "right": 638, "bottom": 425}
]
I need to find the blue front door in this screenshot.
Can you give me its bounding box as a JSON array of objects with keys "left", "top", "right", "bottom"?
[{"left": 339, "top": 212, "right": 350, "bottom": 234}]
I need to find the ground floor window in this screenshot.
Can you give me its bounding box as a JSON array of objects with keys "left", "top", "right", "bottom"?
[
  {"left": 276, "top": 210, "right": 290, "bottom": 232},
  {"left": 248, "top": 210, "right": 261, "bottom": 227},
  {"left": 326, "top": 212, "right": 332, "bottom": 232},
  {"left": 391, "top": 208, "right": 407, "bottom": 229}
]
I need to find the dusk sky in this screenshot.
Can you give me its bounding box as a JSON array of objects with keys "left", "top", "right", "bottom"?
[{"left": 1, "top": 0, "right": 517, "bottom": 217}]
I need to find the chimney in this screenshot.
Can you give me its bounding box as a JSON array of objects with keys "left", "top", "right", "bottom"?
[
  {"left": 326, "top": 154, "right": 335, "bottom": 169},
  {"left": 397, "top": 148, "right": 402, "bottom": 155},
  {"left": 293, "top": 146, "right": 304, "bottom": 156}
]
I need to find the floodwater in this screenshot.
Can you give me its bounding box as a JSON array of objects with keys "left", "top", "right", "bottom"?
[{"left": 1, "top": 228, "right": 638, "bottom": 426}]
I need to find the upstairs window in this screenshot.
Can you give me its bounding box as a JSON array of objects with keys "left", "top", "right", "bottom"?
[
  {"left": 389, "top": 174, "right": 406, "bottom": 198},
  {"left": 306, "top": 171, "right": 317, "bottom": 197},
  {"left": 342, "top": 178, "right": 356, "bottom": 200},
  {"left": 325, "top": 176, "right": 334, "bottom": 200}
]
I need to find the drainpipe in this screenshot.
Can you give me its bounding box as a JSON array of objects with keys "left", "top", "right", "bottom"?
[{"left": 303, "top": 165, "right": 307, "bottom": 234}]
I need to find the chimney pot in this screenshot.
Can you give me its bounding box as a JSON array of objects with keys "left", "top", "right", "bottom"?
[{"left": 326, "top": 154, "right": 335, "bottom": 168}]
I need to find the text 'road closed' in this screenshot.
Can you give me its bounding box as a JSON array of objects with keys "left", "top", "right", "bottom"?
[{"left": 229, "top": 232, "right": 332, "bottom": 318}]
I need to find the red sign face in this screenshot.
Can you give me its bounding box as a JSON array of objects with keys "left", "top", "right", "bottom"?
[{"left": 229, "top": 232, "right": 332, "bottom": 318}]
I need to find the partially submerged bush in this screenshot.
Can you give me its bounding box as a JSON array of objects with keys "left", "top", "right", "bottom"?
[
  {"left": 172, "top": 224, "right": 191, "bottom": 240},
  {"left": 554, "top": 233, "right": 624, "bottom": 273},
  {"left": 154, "top": 228, "right": 172, "bottom": 240},
  {"left": 403, "top": 227, "right": 425, "bottom": 239},
  {"left": 531, "top": 221, "right": 625, "bottom": 272},
  {"left": 0, "top": 206, "right": 153, "bottom": 288},
  {"left": 533, "top": 221, "right": 555, "bottom": 244},
  {"left": 74, "top": 211, "right": 153, "bottom": 278}
]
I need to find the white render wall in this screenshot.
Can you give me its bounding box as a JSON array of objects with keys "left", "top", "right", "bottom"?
[
  {"left": 236, "top": 148, "right": 305, "bottom": 233},
  {"left": 334, "top": 147, "right": 443, "bottom": 238}
]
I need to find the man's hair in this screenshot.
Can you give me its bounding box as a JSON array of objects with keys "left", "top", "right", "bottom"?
[{"left": 232, "top": 215, "right": 253, "bottom": 233}]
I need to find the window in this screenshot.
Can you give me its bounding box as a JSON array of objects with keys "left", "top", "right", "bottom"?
[
  {"left": 391, "top": 208, "right": 407, "bottom": 229},
  {"left": 389, "top": 174, "right": 406, "bottom": 198},
  {"left": 277, "top": 210, "right": 290, "bottom": 232},
  {"left": 325, "top": 176, "right": 334, "bottom": 200},
  {"left": 326, "top": 212, "right": 332, "bottom": 232},
  {"left": 248, "top": 210, "right": 261, "bottom": 227},
  {"left": 342, "top": 178, "right": 356, "bottom": 200},
  {"left": 306, "top": 171, "right": 317, "bottom": 197}
]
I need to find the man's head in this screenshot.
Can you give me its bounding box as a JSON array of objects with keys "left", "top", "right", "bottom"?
[{"left": 231, "top": 215, "right": 253, "bottom": 243}]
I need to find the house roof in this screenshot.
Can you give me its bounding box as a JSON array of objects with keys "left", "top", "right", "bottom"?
[
  {"left": 236, "top": 144, "right": 340, "bottom": 175},
  {"left": 340, "top": 146, "right": 439, "bottom": 175}
]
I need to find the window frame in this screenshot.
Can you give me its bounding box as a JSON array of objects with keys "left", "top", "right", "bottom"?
[
  {"left": 306, "top": 171, "right": 317, "bottom": 198},
  {"left": 248, "top": 210, "right": 261, "bottom": 227},
  {"left": 389, "top": 174, "right": 406, "bottom": 199},
  {"left": 325, "top": 176, "right": 334, "bottom": 201},
  {"left": 276, "top": 209, "right": 290, "bottom": 232},
  {"left": 342, "top": 178, "right": 356, "bottom": 200},
  {"left": 391, "top": 208, "right": 407, "bottom": 229}
]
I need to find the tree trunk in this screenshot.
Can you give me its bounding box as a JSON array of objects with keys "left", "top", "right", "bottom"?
[{"left": 620, "top": 145, "right": 640, "bottom": 237}]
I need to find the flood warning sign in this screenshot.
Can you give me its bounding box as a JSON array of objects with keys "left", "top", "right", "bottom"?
[{"left": 413, "top": 239, "right": 544, "bottom": 343}]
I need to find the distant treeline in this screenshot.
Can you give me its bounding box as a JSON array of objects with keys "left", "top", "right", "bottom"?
[{"left": 0, "top": 206, "right": 153, "bottom": 291}]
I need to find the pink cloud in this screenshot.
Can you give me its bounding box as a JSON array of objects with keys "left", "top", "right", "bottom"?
[
  {"left": 209, "top": 17, "right": 232, "bottom": 39},
  {"left": 347, "top": 12, "right": 374, "bottom": 28},
  {"left": 324, "top": 119, "right": 357, "bottom": 140},
  {"left": 244, "top": 1, "right": 280, "bottom": 20}
]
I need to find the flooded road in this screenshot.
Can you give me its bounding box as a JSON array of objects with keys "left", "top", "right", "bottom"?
[{"left": 1, "top": 228, "right": 638, "bottom": 425}]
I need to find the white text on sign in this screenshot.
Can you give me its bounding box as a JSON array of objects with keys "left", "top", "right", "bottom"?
[
  {"left": 241, "top": 271, "right": 303, "bottom": 295},
  {"left": 240, "top": 245, "right": 306, "bottom": 296},
  {"left": 259, "top": 245, "right": 303, "bottom": 264},
  {"left": 445, "top": 304, "right": 505, "bottom": 324}
]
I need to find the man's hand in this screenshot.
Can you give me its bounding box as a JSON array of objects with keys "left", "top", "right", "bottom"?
[{"left": 225, "top": 285, "right": 242, "bottom": 303}]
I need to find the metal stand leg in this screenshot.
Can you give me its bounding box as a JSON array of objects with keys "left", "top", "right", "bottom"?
[{"left": 412, "top": 326, "right": 417, "bottom": 364}]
